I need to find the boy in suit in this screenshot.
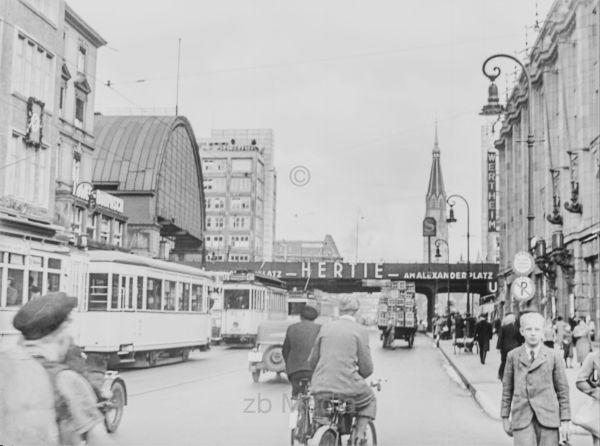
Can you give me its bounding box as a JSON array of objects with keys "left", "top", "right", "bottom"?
[{"left": 501, "top": 312, "right": 571, "bottom": 446}]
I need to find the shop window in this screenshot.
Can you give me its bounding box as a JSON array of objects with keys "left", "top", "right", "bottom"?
[
  {"left": 87, "top": 213, "right": 97, "bottom": 239},
  {"left": 146, "top": 278, "right": 161, "bottom": 310},
  {"left": 113, "top": 220, "right": 123, "bottom": 247},
  {"left": 72, "top": 207, "right": 84, "bottom": 234},
  {"left": 100, "top": 216, "right": 110, "bottom": 244}
]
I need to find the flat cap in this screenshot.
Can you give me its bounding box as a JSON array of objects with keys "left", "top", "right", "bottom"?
[
  {"left": 300, "top": 305, "right": 318, "bottom": 321},
  {"left": 13, "top": 292, "right": 78, "bottom": 340},
  {"left": 339, "top": 295, "right": 360, "bottom": 313}
]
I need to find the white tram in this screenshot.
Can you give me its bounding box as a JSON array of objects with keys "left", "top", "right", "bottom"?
[
  {"left": 73, "top": 250, "right": 214, "bottom": 367},
  {"left": 221, "top": 272, "right": 288, "bottom": 345},
  {"left": 287, "top": 291, "right": 316, "bottom": 322}
]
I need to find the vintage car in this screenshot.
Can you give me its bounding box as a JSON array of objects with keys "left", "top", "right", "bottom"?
[{"left": 248, "top": 319, "right": 293, "bottom": 383}]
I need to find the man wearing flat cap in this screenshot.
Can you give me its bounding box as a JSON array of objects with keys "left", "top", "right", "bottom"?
[
  {"left": 283, "top": 304, "right": 321, "bottom": 398},
  {"left": 0, "top": 292, "right": 114, "bottom": 446},
  {"left": 308, "top": 295, "right": 376, "bottom": 445}
]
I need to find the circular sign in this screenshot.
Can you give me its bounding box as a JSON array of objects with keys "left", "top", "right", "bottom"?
[
  {"left": 513, "top": 251, "right": 535, "bottom": 276},
  {"left": 511, "top": 276, "right": 536, "bottom": 302}
]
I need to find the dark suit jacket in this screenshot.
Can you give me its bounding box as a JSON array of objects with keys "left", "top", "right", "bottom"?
[
  {"left": 474, "top": 320, "right": 493, "bottom": 344},
  {"left": 307, "top": 318, "right": 373, "bottom": 396},
  {"left": 496, "top": 323, "right": 523, "bottom": 353},
  {"left": 501, "top": 345, "right": 571, "bottom": 429},
  {"left": 282, "top": 320, "right": 321, "bottom": 375}
]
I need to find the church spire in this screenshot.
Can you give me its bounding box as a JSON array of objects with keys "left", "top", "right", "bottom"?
[{"left": 426, "top": 123, "right": 446, "bottom": 198}]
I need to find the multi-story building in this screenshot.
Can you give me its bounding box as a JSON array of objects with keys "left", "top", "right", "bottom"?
[
  {"left": 493, "top": 0, "right": 599, "bottom": 329},
  {"left": 199, "top": 131, "right": 276, "bottom": 262},
  {"left": 273, "top": 234, "right": 342, "bottom": 262},
  {"left": 209, "top": 129, "right": 276, "bottom": 260},
  {"left": 0, "top": 1, "right": 110, "bottom": 311},
  {"left": 423, "top": 125, "right": 448, "bottom": 263}
]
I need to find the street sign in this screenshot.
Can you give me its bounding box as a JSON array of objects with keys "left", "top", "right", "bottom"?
[
  {"left": 422, "top": 217, "right": 436, "bottom": 237},
  {"left": 513, "top": 251, "right": 535, "bottom": 276},
  {"left": 511, "top": 276, "right": 536, "bottom": 302}
]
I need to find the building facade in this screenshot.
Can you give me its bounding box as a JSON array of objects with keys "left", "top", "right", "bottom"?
[
  {"left": 423, "top": 125, "right": 449, "bottom": 263},
  {"left": 493, "top": 0, "right": 599, "bottom": 329},
  {"left": 209, "top": 129, "right": 277, "bottom": 261},
  {"left": 199, "top": 138, "right": 268, "bottom": 262},
  {"left": 0, "top": 1, "right": 106, "bottom": 325},
  {"left": 273, "top": 234, "right": 342, "bottom": 262}
]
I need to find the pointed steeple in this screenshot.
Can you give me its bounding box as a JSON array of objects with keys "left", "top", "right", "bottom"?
[{"left": 426, "top": 122, "right": 446, "bottom": 198}]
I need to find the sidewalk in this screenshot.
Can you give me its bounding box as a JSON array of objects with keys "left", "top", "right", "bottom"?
[{"left": 436, "top": 338, "right": 595, "bottom": 437}]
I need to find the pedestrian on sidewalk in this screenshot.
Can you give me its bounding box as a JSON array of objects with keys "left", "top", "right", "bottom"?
[
  {"left": 562, "top": 325, "right": 574, "bottom": 368},
  {"left": 586, "top": 315, "right": 596, "bottom": 342},
  {"left": 474, "top": 314, "right": 493, "bottom": 364},
  {"left": 501, "top": 312, "right": 571, "bottom": 446},
  {"left": 574, "top": 350, "right": 600, "bottom": 446},
  {"left": 574, "top": 319, "right": 593, "bottom": 367},
  {"left": 555, "top": 316, "right": 567, "bottom": 349},
  {"left": 497, "top": 313, "right": 524, "bottom": 380},
  {"left": 543, "top": 317, "right": 555, "bottom": 349}
]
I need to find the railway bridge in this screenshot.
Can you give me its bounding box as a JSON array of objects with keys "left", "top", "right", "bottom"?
[{"left": 186, "top": 261, "right": 499, "bottom": 323}]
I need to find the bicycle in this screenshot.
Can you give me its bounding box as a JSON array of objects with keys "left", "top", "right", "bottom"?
[{"left": 291, "top": 379, "right": 382, "bottom": 446}]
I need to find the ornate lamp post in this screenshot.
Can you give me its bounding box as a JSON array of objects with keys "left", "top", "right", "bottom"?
[
  {"left": 446, "top": 194, "right": 471, "bottom": 314},
  {"left": 435, "top": 239, "right": 450, "bottom": 315},
  {"left": 482, "top": 54, "right": 535, "bottom": 249}
]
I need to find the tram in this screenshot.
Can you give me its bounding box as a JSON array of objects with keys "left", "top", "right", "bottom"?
[
  {"left": 287, "top": 291, "right": 315, "bottom": 321},
  {"left": 73, "top": 250, "right": 214, "bottom": 367},
  {"left": 221, "top": 272, "right": 288, "bottom": 345}
]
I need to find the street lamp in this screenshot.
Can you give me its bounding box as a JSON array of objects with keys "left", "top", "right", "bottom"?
[
  {"left": 482, "top": 54, "right": 535, "bottom": 249},
  {"left": 446, "top": 194, "right": 471, "bottom": 315},
  {"left": 435, "top": 239, "right": 450, "bottom": 315}
]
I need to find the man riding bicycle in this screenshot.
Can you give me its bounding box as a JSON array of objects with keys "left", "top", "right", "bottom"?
[{"left": 308, "top": 295, "right": 376, "bottom": 445}]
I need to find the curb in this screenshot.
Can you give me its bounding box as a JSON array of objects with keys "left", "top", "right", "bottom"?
[{"left": 435, "top": 342, "right": 590, "bottom": 437}]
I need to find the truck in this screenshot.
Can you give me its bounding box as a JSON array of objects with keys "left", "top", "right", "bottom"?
[{"left": 377, "top": 281, "right": 418, "bottom": 348}]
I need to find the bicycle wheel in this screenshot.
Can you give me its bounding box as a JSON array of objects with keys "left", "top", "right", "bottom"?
[
  {"left": 352, "top": 421, "right": 377, "bottom": 446},
  {"left": 311, "top": 426, "right": 340, "bottom": 446}
]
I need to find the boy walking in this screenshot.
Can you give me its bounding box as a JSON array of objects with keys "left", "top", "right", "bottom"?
[{"left": 501, "top": 312, "right": 571, "bottom": 446}]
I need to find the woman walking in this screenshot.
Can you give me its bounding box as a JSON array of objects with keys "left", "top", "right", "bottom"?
[
  {"left": 562, "top": 325, "right": 574, "bottom": 368},
  {"left": 573, "top": 319, "right": 593, "bottom": 366}
]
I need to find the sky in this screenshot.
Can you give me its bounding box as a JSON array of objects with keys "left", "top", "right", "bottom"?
[{"left": 68, "top": 0, "right": 554, "bottom": 263}]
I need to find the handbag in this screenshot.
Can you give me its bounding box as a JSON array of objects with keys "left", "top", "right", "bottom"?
[{"left": 572, "top": 397, "right": 600, "bottom": 438}]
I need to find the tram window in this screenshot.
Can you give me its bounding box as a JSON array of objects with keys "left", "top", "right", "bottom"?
[
  {"left": 28, "top": 271, "right": 42, "bottom": 300},
  {"left": 180, "top": 283, "right": 190, "bottom": 311},
  {"left": 164, "top": 281, "right": 177, "bottom": 311},
  {"left": 146, "top": 278, "right": 162, "bottom": 310},
  {"left": 48, "top": 273, "right": 60, "bottom": 292},
  {"left": 224, "top": 289, "right": 249, "bottom": 309},
  {"left": 137, "top": 277, "right": 144, "bottom": 309},
  {"left": 111, "top": 274, "right": 120, "bottom": 309},
  {"left": 48, "top": 258, "right": 61, "bottom": 270},
  {"left": 191, "top": 284, "right": 202, "bottom": 311},
  {"left": 6, "top": 269, "right": 24, "bottom": 306},
  {"left": 88, "top": 274, "right": 108, "bottom": 311},
  {"left": 289, "top": 302, "right": 305, "bottom": 316}
]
